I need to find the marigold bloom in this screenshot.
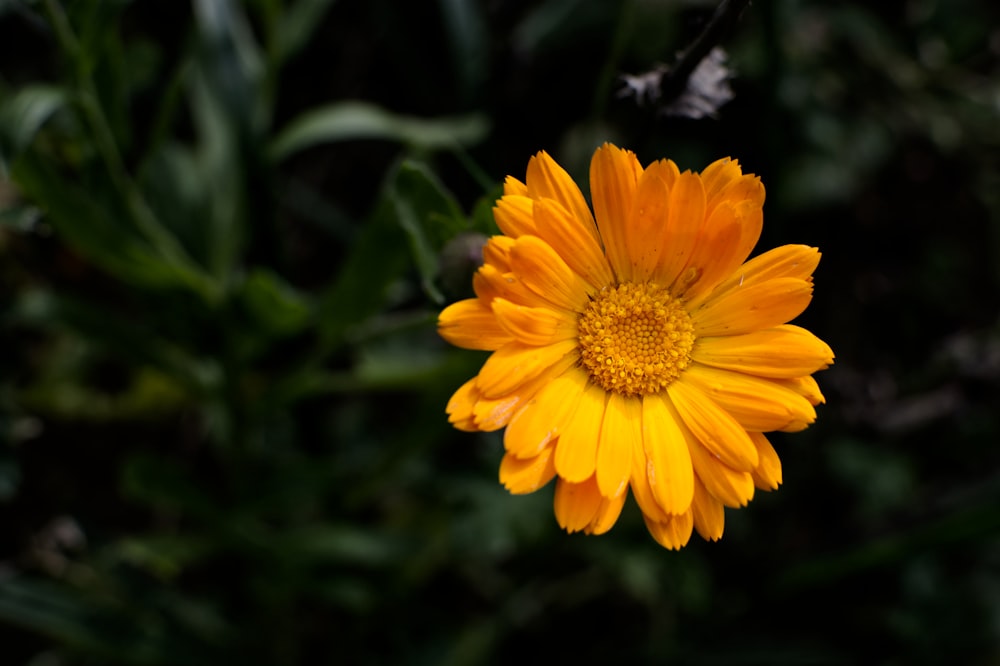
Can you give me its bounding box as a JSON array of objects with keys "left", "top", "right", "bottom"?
[{"left": 439, "top": 144, "right": 833, "bottom": 550}]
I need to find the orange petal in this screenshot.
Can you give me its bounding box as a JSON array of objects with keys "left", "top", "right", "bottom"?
[
  {"left": 494, "top": 195, "right": 536, "bottom": 238},
  {"left": 692, "top": 325, "right": 835, "bottom": 378},
  {"left": 693, "top": 277, "right": 814, "bottom": 337},
  {"left": 474, "top": 264, "right": 551, "bottom": 309},
  {"left": 595, "top": 393, "right": 639, "bottom": 499},
  {"left": 446, "top": 377, "right": 480, "bottom": 431},
  {"left": 691, "top": 475, "right": 725, "bottom": 541},
  {"left": 525, "top": 151, "right": 598, "bottom": 238},
  {"left": 476, "top": 338, "right": 577, "bottom": 399},
  {"left": 481, "top": 236, "right": 515, "bottom": 271},
  {"left": 706, "top": 171, "right": 765, "bottom": 217},
  {"left": 438, "top": 298, "right": 514, "bottom": 350},
  {"left": 687, "top": 438, "right": 755, "bottom": 509},
  {"left": 554, "top": 380, "right": 607, "bottom": 482},
  {"left": 681, "top": 363, "right": 817, "bottom": 433},
  {"left": 491, "top": 298, "right": 576, "bottom": 347},
  {"left": 675, "top": 200, "right": 762, "bottom": 305},
  {"left": 534, "top": 198, "right": 613, "bottom": 289},
  {"left": 668, "top": 378, "right": 758, "bottom": 472},
  {"left": 503, "top": 175, "right": 528, "bottom": 196},
  {"left": 590, "top": 143, "right": 642, "bottom": 281},
  {"left": 643, "top": 510, "right": 694, "bottom": 550},
  {"left": 585, "top": 487, "right": 627, "bottom": 535},
  {"left": 509, "top": 235, "right": 591, "bottom": 312},
  {"left": 629, "top": 426, "right": 671, "bottom": 524},
  {"left": 654, "top": 170, "right": 707, "bottom": 287},
  {"left": 749, "top": 432, "right": 783, "bottom": 490},
  {"left": 472, "top": 349, "right": 577, "bottom": 430},
  {"left": 504, "top": 367, "right": 588, "bottom": 459},
  {"left": 641, "top": 394, "right": 694, "bottom": 515},
  {"left": 776, "top": 374, "right": 826, "bottom": 405},
  {"left": 700, "top": 157, "right": 745, "bottom": 204},
  {"left": 709, "top": 245, "right": 820, "bottom": 304},
  {"left": 553, "top": 475, "right": 603, "bottom": 533},
  {"left": 499, "top": 445, "right": 556, "bottom": 494},
  {"left": 623, "top": 161, "right": 673, "bottom": 282}
]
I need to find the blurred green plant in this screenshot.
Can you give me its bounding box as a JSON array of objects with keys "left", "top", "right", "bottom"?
[{"left": 0, "top": 1, "right": 499, "bottom": 663}]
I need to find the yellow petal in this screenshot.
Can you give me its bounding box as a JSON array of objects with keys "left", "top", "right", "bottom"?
[
  {"left": 526, "top": 151, "right": 598, "bottom": 235},
  {"left": 692, "top": 325, "right": 835, "bottom": 378},
  {"left": 687, "top": 438, "right": 755, "bottom": 509},
  {"left": 553, "top": 475, "right": 603, "bottom": 533},
  {"left": 749, "top": 432, "right": 783, "bottom": 490},
  {"left": 446, "top": 377, "right": 480, "bottom": 431},
  {"left": 641, "top": 394, "right": 694, "bottom": 515},
  {"left": 494, "top": 195, "right": 536, "bottom": 238},
  {"left": 509, "top": 235, "right": 591, "bottom": 312},
  {"left": 534, "top": 198, "right": 613, "bottom": 289},
  {"left": 491, "top": 298, "right": 576, "bottom": 347},
  {"left": 590, "top": 143, "right": 642, "bottom": 281},
  {"left": 691, "top": 475, "right": 725, "bottom": 541},
  {"left": 629, "top": 427, "right": 671, "bottom": 524},
  {"left": 472, "top": 349, "right": 577, "bottom": 430},
  {"left": 667, "top": 378, "right": 758, "bottom": 471},
  {"left": 693, "top": 277, "right": 814, "bottom": 337},
  {"left": 499, "top": 445, "right": 556, "bottom": 494},
  {"left": 554, "top": 380, "right": 607, "bottom": 482},
  {"left": 596, "top": 393, "right": 638, "bottom": 499},
  {"left": 642, "top": 510, "right": 694, "bottom": 550},
  {"left": 585, "top": 488, "right": 627, "bottom": 535},
  {"left": 476, "top": 338, "right": 577, "bottom": 399},
  {"left": 776, "top": 374, "right": 826, "bottom": 405},
  {"left": 681, "top": 363, "right": 817, "bottom": 433},
  {"left": 654, "top": 170, "right": 707, "bottom": 287},
  {"left": 504, "top": 367, "right": 588, "bottom": 459},
  {"left": 503, "top": 175, "right": 528, "bottom": 196},
  {"left": 438, "top": 298, "right": 514, "bottom": 350}
]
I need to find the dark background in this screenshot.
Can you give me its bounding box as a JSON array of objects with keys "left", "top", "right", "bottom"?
[{"left": 2, "top": 0, "right": 1000, "bottom": 663}]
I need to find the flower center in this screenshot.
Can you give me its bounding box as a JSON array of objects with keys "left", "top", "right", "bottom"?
[{"left": 577, "top": 282, "right": 695, "bottom": 396}]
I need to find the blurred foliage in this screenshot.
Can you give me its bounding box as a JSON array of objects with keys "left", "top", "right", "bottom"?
[{"left": 1, "top": 0, "right": 1000, "bottom": 664}]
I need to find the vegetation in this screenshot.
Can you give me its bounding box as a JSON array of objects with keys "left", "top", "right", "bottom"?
[{"left": 2, "top": 0, "right": 999, "bottom": 663}]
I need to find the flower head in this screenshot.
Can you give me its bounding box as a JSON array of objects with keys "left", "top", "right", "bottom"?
[{"left": 439, "top": 144, "right": 833, "bottom": 550}]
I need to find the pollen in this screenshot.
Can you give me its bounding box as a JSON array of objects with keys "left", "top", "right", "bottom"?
[{"left": 577, "top": 282, "right": 695, "bottom": 396}]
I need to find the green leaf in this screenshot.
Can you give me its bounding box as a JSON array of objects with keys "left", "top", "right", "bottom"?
[
  {"left": 315, "top": 161, "right": 418, "bottom": 351},
  {"left": 0, "top": 576, "right": 226, "bottom": 664},
  {"left": 0, "top": 458, "right": 20, "bottom": 502},
  {"left": 392, "top": 160, "right": 467, "bottom": 304},
  {"left": 120, "top": 454, "right": 223, "bottom": 523},
  {"left": 269, "top": 101, "right": 489, "bottom": 160},
  {"left": 11, "top": 288, "right": 221, "bottom": 399},
  {"left": 11, "top": 153, "right": 220, "bottom": 298},
  {"left": 192, "top": 0, "right": 265, "bottom": 130},
  {"left": 274, "top": 524, "right": 403, "bottom": 566},
  {"left": 110, "top": 535, "right": 219, "bottom": 581},
  {"left": 0, "top": 202, "right": 42, "bottom": 232},
  {"left": 241, "top": 268, "right": 313, "bottom": 335},
  {"left": 275, "top": 0, "right": 340, "bottom": 63},
  {"left": 0, "top": 85, "right": 68, "bottom": 170}
]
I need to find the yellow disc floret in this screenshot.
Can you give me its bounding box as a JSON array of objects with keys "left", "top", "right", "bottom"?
[{"left": 577, "top": 282, "right": 695, "bottom": 396}]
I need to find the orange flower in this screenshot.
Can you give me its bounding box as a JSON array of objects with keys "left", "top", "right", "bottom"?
[{"left": 439, "top": 144, "right": 833, "bottom": 549}]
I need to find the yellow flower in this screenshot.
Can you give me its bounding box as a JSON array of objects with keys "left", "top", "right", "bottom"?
[{"left": 438, "top": 144, "right": 833, "bottom": 550}]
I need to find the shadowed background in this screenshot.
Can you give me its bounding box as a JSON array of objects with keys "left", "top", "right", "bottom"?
[{"left": 2, "top": 0, "right": 1000, "bottom": 664}]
